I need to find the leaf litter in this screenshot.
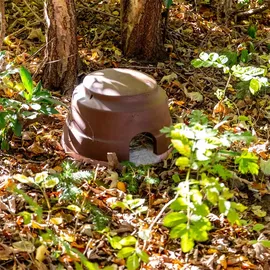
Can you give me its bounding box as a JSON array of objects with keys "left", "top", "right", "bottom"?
[{"left": 0, "top": 0, "right": 270, "bottom": 269}]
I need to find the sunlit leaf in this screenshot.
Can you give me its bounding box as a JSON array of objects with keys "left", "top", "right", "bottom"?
[
  {"left": 163, "top": 212, "right": 187, "bottom": 227},
  {"left": 181, "top": 232, "right": 194, "bottom": 253},
  {"left": 126, "top": 252, "right": 139, "bottom": 270},
  {"left": 117, "top": 247, "right": 135, "bottom": 259},
  {"left": 13, "top": 174, "right": 34, "bottom": 184},
  {"left": 136, "top": 248, "right": 149, "bottom": 263},
  {"left": 119, "top": 236, "right": 137, "bottom": 246}
]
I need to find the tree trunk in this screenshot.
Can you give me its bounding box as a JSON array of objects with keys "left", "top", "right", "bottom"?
[
  {"left": 121, "top": 0, "right": 164, "bottom": 61},
  {"left": 0, "top": 0, "right": 5, "bottom": 50},
  {"left": 42, "top": 0, "right": 77, "bottom": 95}
]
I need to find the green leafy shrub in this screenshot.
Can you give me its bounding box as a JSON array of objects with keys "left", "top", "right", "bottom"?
[
  {"left": 191, "top": 51, "right": 269, "bottom": 97},
  {"left": 160, "top": 110, "right": 257, "bottom": 252},
  {"left": 0, "top": 56, "right": 63, "bottom": 150}
]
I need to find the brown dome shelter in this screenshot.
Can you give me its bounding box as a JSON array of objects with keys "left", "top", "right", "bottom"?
[{"left": 62, "top": 68, "right": 172, "bottom": 163}]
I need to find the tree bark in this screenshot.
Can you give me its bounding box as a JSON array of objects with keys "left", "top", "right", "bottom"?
[
  {"left": 42, "top": 0, "right": 77, "bottom": 95},
  {"left": 0, "top": 0, "right": 5, "bottom": 50},
  {"left": 121, "top": 0, "right": 165, "bottom": 61}
]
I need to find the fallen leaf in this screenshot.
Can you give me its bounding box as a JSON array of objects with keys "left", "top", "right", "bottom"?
[
  {"left": 36, "top": 245, "right": 48, "bottom": 262},
  {"left": 12, "top": 240, "right": 35, "bottom": 253}
]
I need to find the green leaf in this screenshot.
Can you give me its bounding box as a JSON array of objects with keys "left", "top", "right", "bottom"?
[
  {"left": 13, "top": 174, "right": 34, "bottom": 184},
  {"left": 208, "top": 52, "right": 219, "bottom": 62},
  {"left": 249, "top": 78, "right": 261, "bottom": 94},
  {"left": 20, "top": 66, "right": 33, "bottom": 101},
  {"left": 126, "top": 253, "right": 140, "bottom": 270},
  {"left": 252, "top": 223, "right": 264, "bottom": 232},
  {"left": 75, "top": 262, "right": 84, "bottom": 270},
  {"left": 42, "top": 177, "right": 59, "bottom": 188},
  {"left": 172, "top": 139, "right": 191, "bottom": 157},
  {"left": 136, "top": 248, "right": 149, "bottom": 263},
  {"left": 191, "top": 59, "right": 204, "bottom": 68},
  {"left": 0, "top": 112, "right": 6, "bottom": 129},
  {"left": 181, "top": 232, "right": 194, "bottom": 253},
  {"left": 67, "top": 205, "right": 81, "bottom": 213},
  {"left": 170, "top": 223, "right": 187, "bottom": 239},
  {"left": 117, "top": 247, "right": 135, "bottom": 259},
  {"left": 1, "top": 139, "right": 9, "bottom": 150},
  {"left": 119, "top": 236, "right": 137, "bottom": 247},
  {"left": 172, "top": 174, "right": 181, "bottom": 183},
  {"left": 235, "top": 151, "right": 259, "bottom": 175},
  {"left": 170, "top": 197, "right": 187, "bottom": 211},
  {"left": 199, "top": 52, "right": 209, "bottom": 61},
  {"left": 240, "top": 49, "right": 249, "bottom": 63},
  {"left": 13, "top": 119, "right": 22, "bottom": 137},
  {"left": 175, "top": 157, "right": 190, "bottom": 169},
  {"left": 163, "top": 212, "right": 187, "bottom": 227},
  {"left": 260, "top": 240, "right": 270, "bottom": 248},
  {"left": 34, "top": 172, "right": 48, "bottom": 184},
  {"left": 108, "top": 236, "right": 122, "bottom": 249},
  {"left": 248, "top": 24, "right": 257, "bottom": 39},
  {"left": 164, "top": 0, "right": 173, "bottom": 9},
  {"left": 193, "top": 203, "right": 210, "bottom": 217},
  {"left": 18, "top": 211, "right": 32, "bottom": 225},
  {"left": 206, "top": 187, "right": 219, "bottom": 204},
  {"left": 227, "top": 209, "right": 241, "bottom": 225}
]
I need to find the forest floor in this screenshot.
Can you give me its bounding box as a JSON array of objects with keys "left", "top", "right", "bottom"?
[{"left": 0, "top": 0, "right": 270, "bottom": 269}]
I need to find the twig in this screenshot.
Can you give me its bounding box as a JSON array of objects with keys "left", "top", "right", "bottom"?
[
  {"left": 235, "top": 2, "right": 270, "bottom": 20},
  {"left": 0, "top": 0, "right": 5, "bottom": 50}
]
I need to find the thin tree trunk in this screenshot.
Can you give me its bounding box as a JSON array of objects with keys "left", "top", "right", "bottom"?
[
  {"left": 121, "top": 0, "right": 165, "bottom": 61},
  {"left": 42, "top": 0, "right": 77, "bottom": 95},
  {"left": 0, "top": 0, "right": 5, "bottom": 50}
]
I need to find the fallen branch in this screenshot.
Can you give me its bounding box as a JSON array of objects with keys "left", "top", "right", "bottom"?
[
  {"left": 0, "top": 0, "right": 5, "bottom": 50},
  {"left": 235, "top": 2, "right": 270, "bottom": 20}
]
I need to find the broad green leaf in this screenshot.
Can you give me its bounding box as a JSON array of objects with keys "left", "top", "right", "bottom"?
[
  {"left": 249, "top": 78, "right": 261, "bottom": 94},
  {"left": 75, "top": 262, "right": 83, "bottom": 270},
  {"left": 13, "top": 174, "right": 34, "bottom": 184},
  {"left": 172, "top": 139, "right": 191, "bottom": 157},
  {"left": 181, "top": 232, "right": 194, "bottom": 253},
  {"left": 126, "top": 253, "right": 140, "bottom": 270},
  {"left": 170, "top": 197, "right": 187, "bottom": 211},
  {"left": 103, "top": 265, "right": 118, "bottom": 270},
  {"left": 163, "top": 212, "right": 187, "bottom": 227},
  {"left": 119, "top": 236, "right": 137, "bottom": 246},
  {"left": 191, "top": 59, "right": 203, "bottom": 68},
  {"left": 199, "top": 52, "right": 209, "bottom": 61},
  {"left": 193, "top": 203, "right": 209, "bottom": 217},
  {"left": 108, "top": 236, "right": 122, "bottom": 249},
  {"left": 117, "top": 247, "right": 135, "bottom": 259},
  {"left": 240, "top": 49, "right": 249, "bottom": 63},
  {"left": 20, "top": 66, "right": 33, "bottom": 101},
  {"left": 190, "top": 226, "right": 208, "bottom": 242},
  {"left": 206, "top": 187, "right": 219, "bottom": 204},
  {"left": 235, "top": 151, "right": 259, "bottom": 175},
  {"left": 227, "top": 209, "right": 241, "bottom": 225},
  {"left": 260, "top": 240, "right": 270, "bottom": 248},
  {"left": 248, "top": 24, "right": 257, "bottom": 39},
  {"left": 170, "top": 223, "right": 187, "bottom": 239},
  {"left": 18, "top": 211, "right": 32, "bottom": 225},
  {"left": 0, "top": 112, "right": 6, "bottom": 129},
  {"left": 164, "top": 0, "right": 173, "bottom": 9},
  {"left": 42, "top": 177, "right": 59, "bottom": 188},
  {"left": 125, "top": 198, "right": 145, "bottom": 209},
  {"left": 35, "top": 172, "right": 48, "bottom": 184},
  {"left": 172, "top": 174, "right": 181, "bottom": 183},
  {"left": 67, "top": 205, "right": 81, "bottom": 213},
  {"left": 252, "top": 223, "right": 264, "bottom": 232},
  {"left": 175, "top": 157, "right": 190, "bottom": 169},
  {"left": 231, "top": 202, "right": 247, "bottom": 212},
  {"left": 208, "top": 52, "right": 219, "bottom": 62},
  {"left": 13, "top": 119, "right": 22, "bottom": 137},
  {"left": 136, "top": 248, "right": 149, "bottom": 263}
]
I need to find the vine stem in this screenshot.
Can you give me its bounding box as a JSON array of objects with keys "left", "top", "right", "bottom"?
[
  {"left": 223, "top": 72, "right": 232, "bottom": 98},
  {"left": 143, "top": 167, "right": 191, "bottom": 250}
]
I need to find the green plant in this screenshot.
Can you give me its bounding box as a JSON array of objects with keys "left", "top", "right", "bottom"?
[
  {"left": 0, "top": 61, "right": 63, "bottom": 149},
  {"left": 160, "top": 110, "right": 256, "bottom": 252},
  {"left": 108, "top": 235, "right": 149, "bottom": 270},
  {"left": 120, "top": 162, "right": 159, "bottom": 194},
  {"left": 191, "top": 52, "right": 269, "bottom": 98}
]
